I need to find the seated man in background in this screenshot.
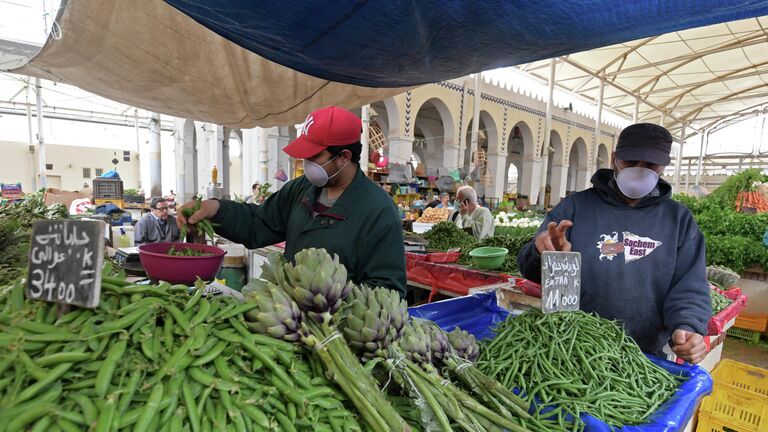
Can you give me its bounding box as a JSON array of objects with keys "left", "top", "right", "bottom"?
[
  {"left": 453, "top": 185, "right": 494, "bottom": 240},
  {"left": 135, "top": 197, "right": 180, "bottom": 244}
]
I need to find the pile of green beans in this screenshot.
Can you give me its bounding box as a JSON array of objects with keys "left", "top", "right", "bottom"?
[
  {"left": 477, "top": 310, "right": 683, "bottom": 431},
  {"left": 0, "top": 275, "right": 362, "bottom": 432},
  {"left": 180, "top": 195, "right": 217, "bottom": 242}
]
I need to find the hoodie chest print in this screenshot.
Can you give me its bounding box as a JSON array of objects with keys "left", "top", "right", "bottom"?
[{"left": 596, "top": 231, "right": 663, "bottom": 263}]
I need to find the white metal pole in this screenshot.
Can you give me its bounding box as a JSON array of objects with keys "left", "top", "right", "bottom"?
[
  {"left": 470, "top": 74, "right": 482, "bottom": 177},
  {"left": 594, "top": 78, "right": 605, "bottom": 181},
  {"left": 633, "top": 97, "right": 639, "bottom": 124},
  {"left": 35, "top": 78, "right": 47, "bottom": 189},
  {"left": 538, "top": 59, "right": 556, "bottom": 206},
  {"left": 149, "top": 113, "right": 162, "bottom": 197},
  {"left": 360, "top": 104, "right": 370, "bottom": 174},
  {"left": 673, "top": 123, "right": 686, "bottom": 192},
  {"left": 695, "top": 130, "right": 706, "bottom": 186},
  {"left": 26, "top": 83, "right": 37, "bottom": 190}
]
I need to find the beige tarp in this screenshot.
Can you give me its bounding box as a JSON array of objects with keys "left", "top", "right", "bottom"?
[{"left": 12, "top": 0, "right": 406, "bottom": 128}]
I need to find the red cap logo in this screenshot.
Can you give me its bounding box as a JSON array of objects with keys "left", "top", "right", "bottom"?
[{"left": 283, "top": 106, "right": 362, "bottom": 159}]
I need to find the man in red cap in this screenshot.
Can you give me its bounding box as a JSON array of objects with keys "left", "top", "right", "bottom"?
[{"left": 177, "top": 106, "right": 406, "bottom": 296}]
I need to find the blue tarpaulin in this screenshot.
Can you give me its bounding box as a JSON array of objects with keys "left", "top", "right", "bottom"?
[
  {"left": 164, "top": 0, "right": 768, "bottom": 87},
  {"left": 408, "top": 292, "right": 713, "bottom": 432}
]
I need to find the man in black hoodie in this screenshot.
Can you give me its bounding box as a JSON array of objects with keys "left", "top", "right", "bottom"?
[{"left": 518, "top": 123, "right": 711, "bottom": 364}]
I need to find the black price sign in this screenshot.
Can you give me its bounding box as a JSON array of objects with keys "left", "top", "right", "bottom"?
[
  {"left": 26, "top": 220, "right": 105, "bottom": 308},
  {"left": 541, "top": 251, "right": 581, "bottom": 313}
]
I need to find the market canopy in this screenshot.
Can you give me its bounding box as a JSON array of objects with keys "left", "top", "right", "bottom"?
[{"left": 9, "top": 0, "right": 768, "bottom": 128}]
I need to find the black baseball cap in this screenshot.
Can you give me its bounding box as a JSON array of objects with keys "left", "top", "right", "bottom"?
[{"left": 615, "top": 123, "right": 673, "bottom": 166}]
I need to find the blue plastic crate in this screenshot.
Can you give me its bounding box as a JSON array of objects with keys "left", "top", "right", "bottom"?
[{"left": 408, "top": 292, "right": 714, "bottom": 432}]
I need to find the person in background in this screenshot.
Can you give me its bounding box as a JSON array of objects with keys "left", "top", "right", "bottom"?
[
  {"left": 436, "top": 192, "right": 454, "bottom": 209},
  {"left": 245, "top": 182, "right": 261, "bottom": 204},
  {"left": 134, "top": 197, "right": 180, "bottom": 244},
  {"left": 517, "top": 123, "right": 710, "bottom": 363},
  {"left": 453, "top": 186, "right": 494, "bottom": 240}
]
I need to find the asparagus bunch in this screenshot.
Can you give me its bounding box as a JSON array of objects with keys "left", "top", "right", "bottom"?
[
  {"left": 243, "top": 249, "right": 410, "bottom": 432},
  {"left": 427, "top": 325, "right": 542, "bottom": 430}
]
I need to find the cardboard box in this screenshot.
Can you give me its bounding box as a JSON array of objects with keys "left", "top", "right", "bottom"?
[{"left": 44, "top": 188, "right": 91, "bottom": 210}]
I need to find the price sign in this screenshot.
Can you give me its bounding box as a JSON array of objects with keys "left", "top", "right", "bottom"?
[
  {"left": 26, "top": 220, "right": 105, "bottom": 308},
  {"left": 541, "top": 251, "right": 581, "bottom": 313}
]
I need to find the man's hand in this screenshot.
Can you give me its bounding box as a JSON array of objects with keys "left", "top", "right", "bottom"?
[
  {"left": 459, "top": 200, "right": 469, "bottom": 215},
  {"left": 671, "top": 329, "right": 707, "bottom": 364},
  {"left": 534, "top": 220, "right": 573, "bottom": 253},
  {"left": 176, "top": 199, "right": 221, "bottom": 230}
]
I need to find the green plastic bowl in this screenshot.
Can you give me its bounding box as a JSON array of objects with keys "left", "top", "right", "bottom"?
[{"left": 469, "top": 246, "right": 509, "bottom": 270}]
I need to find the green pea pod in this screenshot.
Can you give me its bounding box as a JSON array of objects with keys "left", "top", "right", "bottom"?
[
  {"left": 164, "top": 303, "right": 191, "bottom": 333},
  {"left": 117, "top": 370, "right": 143, "bottom": 415},
  {"left": 191, "top": 340, "right": 228, "bottom": 366},
  {"left": 133, "top": 382, "right": 164, "bottom": 432},
  {"left": 181, "top": 377, "right": 202, "bottom": 432},
  {"left": 189, "top": 298, "right": 211, "bottom": 328},
  {"left": 94, "top": 394, "right": 119, "bottom": 432},
  {"left": 95, "top": 339, "right": 127, "bottom": 399},
  {"left": 36, "top": 351, "right": 90, "bottom": 367},
  {"left": 13, "top": 362, "right": 73, "bottom": 405},
  {"left": 235, "top": 400, "right": 270, "bottom": 429},
  {"left": 6, "top": 402, "right": 56, "bottom": 432},
  {"left": 71, "top": 394, "right": 98, "bottom": 425}
]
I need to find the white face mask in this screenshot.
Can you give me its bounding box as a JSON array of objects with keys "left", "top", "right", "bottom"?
[
  {"left": 614, "top": 165, "right": 659, "bottom": 199},
  {"left": 304, "top": 155, "right": 349, "bottom": 187}
]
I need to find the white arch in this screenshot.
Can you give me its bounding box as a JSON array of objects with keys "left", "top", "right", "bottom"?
[
  {"left": 412, "top": 97, "right": 457, "bottom": 147},
  {"left": 464, "top": 110, "right": 499, "bottom": 174},
  {"left": 597, "top": 143, "right": 611, "bottom": 169},
  {"left": 567, "top": 137, "right": 589, "bottom": 193}
]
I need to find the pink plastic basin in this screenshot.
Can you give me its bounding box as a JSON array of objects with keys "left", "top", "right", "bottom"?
[{"left": 138, "top": 242, "right": 226, "bottom": 284}]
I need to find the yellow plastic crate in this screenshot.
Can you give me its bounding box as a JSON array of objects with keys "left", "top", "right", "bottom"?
[
  {"left": 696, "top": 360, "right": 768, "bottom": 432},
  {"left": 735, "top": 313, "right": 768, "bottom": 332}
]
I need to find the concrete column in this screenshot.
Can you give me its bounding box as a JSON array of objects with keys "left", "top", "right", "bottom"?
[
  {"left": 525, "top": 158, "right": 542, "bottom": 203},
  {"left": 537, "top": 59, "right": 557, "bottom": 206},
  {"left": 673, "top": 123, "right": 687, "bottom": 192},
  {"left": 361, "top": 104, "right": 370, "bottom": 173},
  {"left": 591, "top": 79, "right": 604, "bottom": 190},
  {"left": 549, "top": 163, "right": 569, "bottom": 206},
  {"left": 267, "top": 127, "right": 280, "bottom": 190},
  {"left": 469, "top": 74, "right": 482, "bottom": 176},
  {"left": 220, "top": 127, "right": 231, "bottom": 199},
  {"left": 576, "top": 165, "right": 590, "bottom": 191},
  {"left": 209, "top": 124, "right": 223, "bottom": 187},
  {"left": 387, "top": 136, "right": 413, "bottom": 167},
  {"left": 487, "top": 152, "right": 508, "bottom": 200},
  {"left": 26, "top": 85, "right": 37, "bottom": 191},
  {"left": 258, "top": 127, "right": 269, "bottom": 185},
  {"left": 148, "top": 112, "right": 162, "bottom": 198},
  {"left": 458, "top": 81, "right": 468, "bottom": 168},
  {"left": 443, "top": 146, "right": 460, "bottom": 171},
  {"left": 195, "top": 123, "right": 211, "bottom": 194},
  {"left": 241, "top": 128, "right": 260, "bottom": 195},
  {"left": 35, "top": 78, "right": 47, "bottom": 189},
  {"left": 173, "top": 118, "right": 186, "bottom": 202}
]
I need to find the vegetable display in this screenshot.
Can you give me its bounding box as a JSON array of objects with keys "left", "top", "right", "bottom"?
[
  {"left": 710, "top": 287, "right": 734, "bottom": 315},
  {"left": 423, "top": 221, "right": 476, "bottom": 252},
  {"left": 0, "top": 189, "right": 68, "bottom": 282},
  {"left": 460, "top": 232, "right": 536, "bottom": 275},
  {"left": 477, "top": 310, "right": 682, "bottom": 431},
  {"left": 0, "top": 271, "right": 363, "bottom": 432}
]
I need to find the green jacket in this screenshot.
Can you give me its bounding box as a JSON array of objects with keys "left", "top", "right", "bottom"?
[{"left": 212, "top": 169, "right": 407, "bottom": 296}]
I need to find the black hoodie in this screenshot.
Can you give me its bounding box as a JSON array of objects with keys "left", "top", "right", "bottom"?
[{"left": 518, "top": 169, "right": 711, "bottom": 355}]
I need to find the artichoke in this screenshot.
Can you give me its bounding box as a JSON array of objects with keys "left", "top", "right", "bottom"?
[
  {"left": 447, "top": 328, "right": 479, "bottom": 363},
  {"left": 242, "top": 278, "right": 306, "bottom": 341},
  {"left": 425, "top": 323, "right": 451, "bottom": 361},
  {"left": 398, "top": 320, "right": 432, "bottom": 366},
  {"left": 272, "top": 248, "right": 354, "bottom": 323},
  {"left": 338, "top": 285, "right": 407, "bottom": 361}
]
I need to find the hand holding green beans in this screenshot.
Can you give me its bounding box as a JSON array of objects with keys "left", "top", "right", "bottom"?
[{"left": 177, "top": 195, "right": 220, "bottom": 242}]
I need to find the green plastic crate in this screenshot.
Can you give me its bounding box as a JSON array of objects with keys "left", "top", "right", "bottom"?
[{"left": 728, "top": 327, "right": 761, "bottom": 344}]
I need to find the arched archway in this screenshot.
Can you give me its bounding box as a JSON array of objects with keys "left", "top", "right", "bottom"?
[
  {"left": 507, "top": 164, "right": 519, "bottom": 193},
  {"left": 412, "top": 97, "right": 456, "bottom": 177},
  {"left": 227, "top": 129, "right": 244, "bottom": 198},
  {"left": 597, "top": 143, "right": 610, "bottom": 169},
  {"left": 567, "top": 137, "right": 589, "bottom": 193},
  {"left": 464, "top": 111, "right": 498, "bottom": 179},
  {"left": 505, "top": 122, "right": 534, "bottom": 196}
]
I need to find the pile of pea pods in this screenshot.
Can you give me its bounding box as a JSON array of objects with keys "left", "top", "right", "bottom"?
[{"left": 0, "top": 274, "right": 362, "bottom": 432}]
